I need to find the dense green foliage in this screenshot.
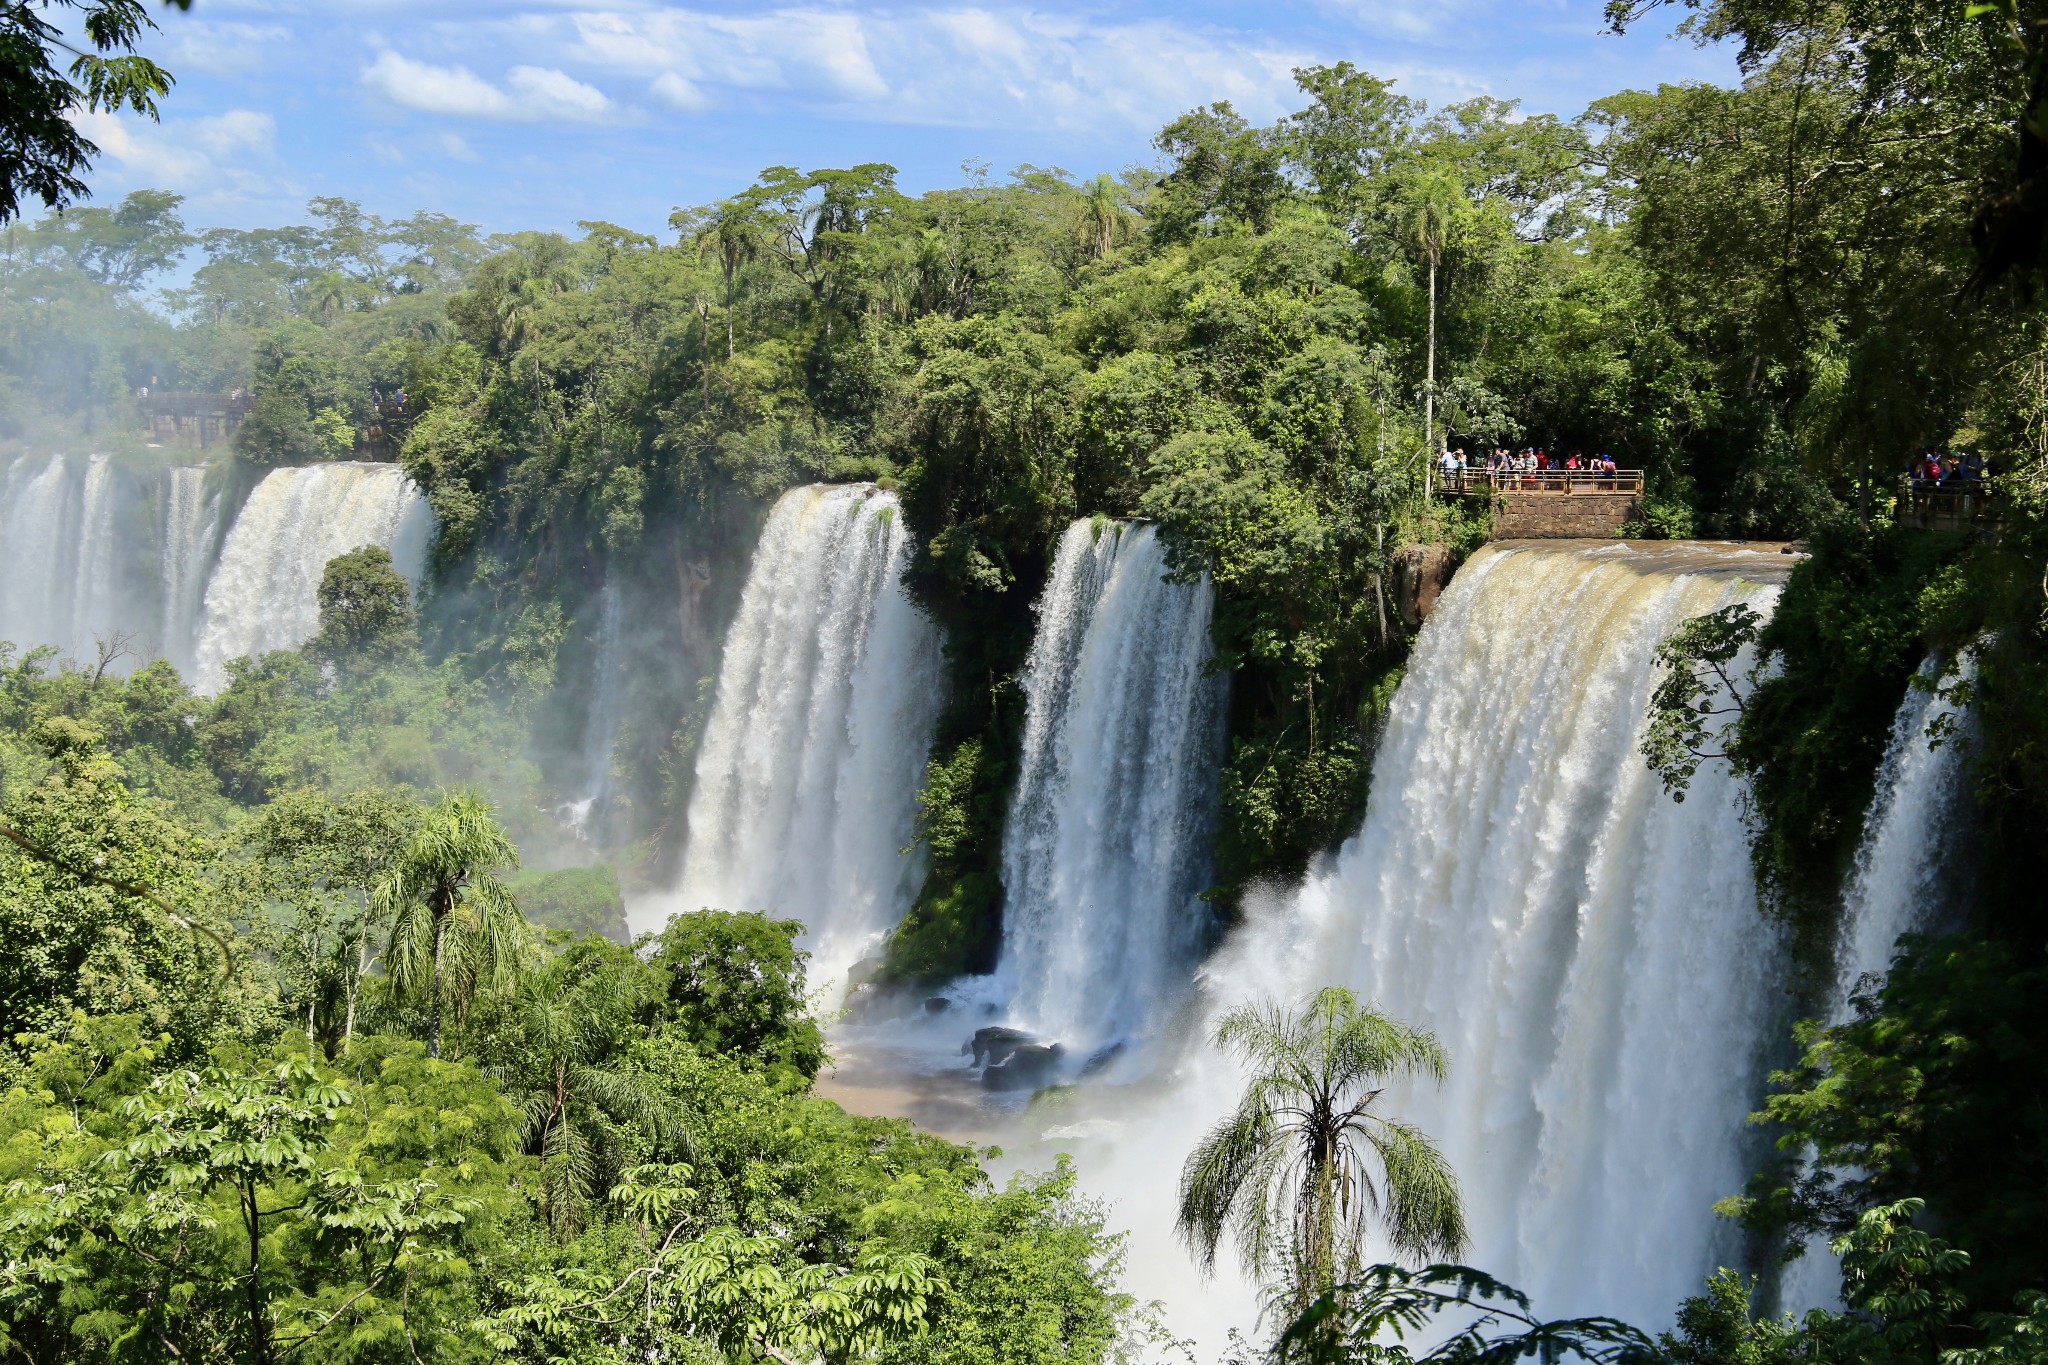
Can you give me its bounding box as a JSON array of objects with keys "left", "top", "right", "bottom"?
[
  {"left": 0, "top": 720, "right": 1133, "bottom": 1360},
  {"left": 5, "top": 0, "right": 2048, "bottom": 1356}
]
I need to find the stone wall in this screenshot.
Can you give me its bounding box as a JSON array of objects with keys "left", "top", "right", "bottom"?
[{"left": 1489, "top": 492, "right": 1639, "bottom": 539}]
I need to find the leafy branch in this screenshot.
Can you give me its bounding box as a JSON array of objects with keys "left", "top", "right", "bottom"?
[
  {"left": 1271, "top": 1262, "right": 1656, "bottom": 1365},
  {"left": 1641, "top": 603, "right": 1766, "bottom": 802}
]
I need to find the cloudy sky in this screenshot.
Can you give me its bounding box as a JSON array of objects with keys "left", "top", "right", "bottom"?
[{"left": 76, "top": 0, "right": 1739, "bottom": 237}]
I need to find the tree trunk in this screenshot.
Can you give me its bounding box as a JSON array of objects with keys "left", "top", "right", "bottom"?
[
  {"left": 344, "top": 932, "right": 368, "bottom": 1049},
  {"left": 698, "top": 298, "right": 713, "bottom": 407},
  {"left": 426, "top": 898, "right": 449, "bottom": 1060},
  {"left": 1374, "top": 523, "right": 1389, "bottom": 653},
  {"left": 1425, "top": 253, "right": 1438, "bottom": 501},
  {"left": 245, "top": 1185, "right": 271, "bottom": 1365}
]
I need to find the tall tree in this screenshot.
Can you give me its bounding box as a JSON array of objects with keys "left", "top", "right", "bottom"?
[
  {"left": 505, "top": 949, "right": 674, "bottom": 1238},
  {"left": 375, "top": 791, "right": 529, "bottom": 1059},
  {"left": 1177, "top": 988, "right": 1466, "bottom": 1311},
  {"left": 1, "top": 0, "right": 190, "bottom": 221},
  {"left": 1395, "top": 169, "right": 1467, "bottom": 489},
  {"left": 687, "top": 197, "right": 762, "bottom": 358},
  {"left": 1284, "top": 61, "right": 1418, "bottom": 224}
]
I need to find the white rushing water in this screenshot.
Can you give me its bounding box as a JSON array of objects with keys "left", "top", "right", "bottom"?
[
  {"left": 0, "top": 454, "right": 79, "bottom": 653},
  {"left": 72, "top": 456, "right": 120, "bottom": 646},
  {"left": 663, "top": 484, "right": 945, "bottom": 997},
  {"left": 192, "top": 462, "right": 432, "bottom": 692},
  {"left": 1829, "top": 653, "right": 1977, "bottom": 1008},
  {"left": 560, "top": 578, "right": 628, "bottom": 845},
  {"left": 996, "top": 518, "right": 1227, "bottom": 1053},
  {"left": 159, "top": 466, "right": 219, "bottom": 675},
  {"left": 989, "top": 540, "right": 1797, "bottom": 1347},
  {"left": 0, "top": 453, "right": 143, "bottom": 661},
  {"left": 1780, "top": 651, "right": 1978, "bottom": 1313}
]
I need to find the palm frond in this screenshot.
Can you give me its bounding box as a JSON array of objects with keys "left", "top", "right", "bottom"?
[
  {"left": 1362, "top": 1116, "right": 1469, "bottom": 1262},
  {"left": 1178, "top": 1082, "right": 1283, "bottom": 1274}
]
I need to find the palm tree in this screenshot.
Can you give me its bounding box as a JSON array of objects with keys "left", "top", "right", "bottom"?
[
  {"left": 1396, "top": 171, "right": 1465, "bottom": 496},
  {"left": 1177, "top": 987, "right": 1466, "bottom": 1309},
  {"left": 376, "top": 791, "right": 530, "bottom": 1059},
  {"left": 510, "top": 962, "right": 678, "bottom": 1238},
  {"left": 695, "top": 198, "right": 761, "bottom": 359},
  {"left": 1076, "top": 173, "right": 1132, "bottom": 258}
]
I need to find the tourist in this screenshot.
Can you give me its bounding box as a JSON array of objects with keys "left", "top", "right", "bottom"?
[{"left": 1601, "top": 452, "right": 1618, "bottom": 475}]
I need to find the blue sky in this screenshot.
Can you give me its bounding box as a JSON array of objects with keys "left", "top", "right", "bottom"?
[{"left": 74, "top": 0, "right": 1740, "bottom": 238}]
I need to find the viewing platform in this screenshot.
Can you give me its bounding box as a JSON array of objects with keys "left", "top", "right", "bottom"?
[
  {"left": 1444, "top": 468, "right": 1645, "bottom": 538},
  {"left": 143, "top": 391, "right": 251, "bottom": 448},
  {"left": 1896, "top": 479, "right": 2002, "bottom": 533}
]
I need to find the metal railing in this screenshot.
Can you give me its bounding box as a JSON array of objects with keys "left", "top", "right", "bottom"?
[
  {"left": 1896, "top": 477, "right": 2001, "bottom": 532},
  {"left": 1442, "top": 469, "right": 1645, "bottom": 496},
  {"left": 142, "top": 391, "right": 253, "bottom": 418}
]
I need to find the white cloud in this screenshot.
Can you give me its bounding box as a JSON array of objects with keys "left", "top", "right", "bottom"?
[
  {"left": 361, "top": 49, "right": 614, "bottom": 122},
  {"left": 572, "top": 9, "right": 887, "bottom": 101},
  {"left": 67, "top": 107, "right": 283, "bottom": 210},
  {"left": 565, "top": 6, "right": 1304, "bottom": 134},
  {"left": 162, "top": 21, "right": 291, "bottom": 76},
  {"left": 650, "top": 70, "right": 712, "bottom": 113},
  {"left": 507, "top": 64, "right": 614, "bottom": 118},
  {"left": 440, "top": 131, "right": 481, "bottom": 161}
]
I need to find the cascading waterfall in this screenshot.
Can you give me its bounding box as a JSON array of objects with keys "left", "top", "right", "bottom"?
[
  {"left": 192, "top": 462, "right": 432, "bottom": 693},
  {"left": 0, "top": 453, "right": 144, "bottom": 661},
  {"left": 560, "top": 579, "right": 627, "bottom": 843},
  {"left": 0, "top": 454, "right": 77, "bottom": 652},
  {"left": 71, "top": 456, "right": 120, "bottom": 647},
  {"left": 1829, "top": 653, "right": 1978, "bottom": 1006},
  {"left": 996, "top": 518, "right": 1227, "bottom": 1053},
  {"left": 1044, "top": 541, "right": 1796, "bottom": 1345},
  {"left": 159, "top": 466, "right": 219, "bottom": 675},
  {"left": 669, "top": 484, "right": 945, "bottom": 995},
  {"left": 1779, "top": 652, "right": 1979, "bottom": 1312}
]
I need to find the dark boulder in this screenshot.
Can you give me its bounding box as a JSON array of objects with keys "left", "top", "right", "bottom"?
[{"left": 981, "top": 1042, "right": 1065, "bottom": 1092}]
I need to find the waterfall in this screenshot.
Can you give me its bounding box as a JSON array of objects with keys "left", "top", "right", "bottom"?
[
  {"left": 159, "top": 466, "right": 218, "bottom": 674},
  {"left": 192, "top": 462, "right": 432, "bottom": 693},
  {"left": 670, "top": 484, "right": 945, "bottom": 995},
  {"left": 0, "top": 454, "right": 77, "bottom": 653},
  {"left": 0, "top": 453, "right": 144, "bottom": 662},
  {"left": 71, "top": 456, "right": 120, "bottom": 648},
  {"left": 1779, "top": 652, "right": 1978, "bottom": 1312},
  {"left": 995, "top": 518, "right": 1227, "bottom": 1052},
  {"left": 1829, "top": 653, "right": 1977, "bottom": 1006},
  {"left": 560, "top": 579, "right": 627, "bottom": 844},
  {"left": 1042, "top": 540, "right": 1795, "bottom": 1345}
]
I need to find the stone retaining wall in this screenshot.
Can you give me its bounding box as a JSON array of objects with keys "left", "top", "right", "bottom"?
[{"left": 1489, "top": 492, "right": 1640, "bottom": 539}]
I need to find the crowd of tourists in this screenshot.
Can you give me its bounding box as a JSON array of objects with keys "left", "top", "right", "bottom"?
[
  {"left": 1908, "top": 450, "right": 1993, "bottom": 488},
  {"left": 1438, "top": 448, "right": 1621, "bottom": 477}
]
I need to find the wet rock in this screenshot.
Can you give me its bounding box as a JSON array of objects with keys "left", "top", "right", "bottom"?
[
  {"left": 923, "top": 996, "right": 950, "bottom": 1015},
  {"left": 982, "top": 1042, "right": 1065, "bottom": 1092},
  {"left": 1079, "top": 1041, "right": 1125, "bottom": 1077},
  {"left": 1395, "top": 544, "right": 1455, "bottom": 627},
  {"left": 966, "top": 1025, "right": 1035, "bottom": 1067}
]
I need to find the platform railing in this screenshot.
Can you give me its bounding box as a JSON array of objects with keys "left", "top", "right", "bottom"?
[
  {"left": 1442, "top": 469, "right": 1645, "bottom": 496},
  {"left": 1896, "top": 477, "right": 2002, "bottom": 532}
]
